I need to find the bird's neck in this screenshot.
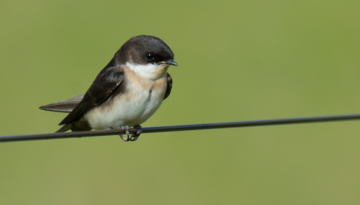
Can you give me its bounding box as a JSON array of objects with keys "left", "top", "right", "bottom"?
[{"left": 125, "top": 62, "right": 169, "bottom": 80}]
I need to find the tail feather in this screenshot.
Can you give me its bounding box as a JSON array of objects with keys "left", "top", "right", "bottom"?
[{"left": 56, "top": 124, "right": 72, "bottom": 132}]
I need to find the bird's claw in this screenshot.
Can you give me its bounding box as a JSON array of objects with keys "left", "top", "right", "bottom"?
[
  {"left": 129, "top": 125, "right": 142, "bottom": 141},
  {"left": 105, "top": 126, "right": 113, "bottom": 130},
  {"left": 118, "top": 125, "right": 130, "bottom": 142},
  {"left": 117, "top": 125, "right": 142, "bottom": 142}
]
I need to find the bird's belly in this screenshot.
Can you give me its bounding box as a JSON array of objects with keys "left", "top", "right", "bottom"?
[{"left": 85, "top": 84, "right": 166, "bottom": 130}]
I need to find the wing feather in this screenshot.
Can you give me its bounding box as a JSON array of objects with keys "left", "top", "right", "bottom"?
[
  {"left": 39, "top": 94, "right": 84, "bottom": 113},
  {"left": 164, "top": 73, "right": 172, "bottom": 100},
  {"left": 59, "top": 64, "right": 124, "bottom": 125}
]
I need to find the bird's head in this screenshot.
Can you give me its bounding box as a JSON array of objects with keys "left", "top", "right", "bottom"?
[{"left": 116, "top": 35, "right": 177, "bottom": 80}]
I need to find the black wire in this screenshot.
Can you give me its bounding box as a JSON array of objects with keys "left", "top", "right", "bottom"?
[{"left": 1, "top": 113, "right": 360, "bottom": 143}]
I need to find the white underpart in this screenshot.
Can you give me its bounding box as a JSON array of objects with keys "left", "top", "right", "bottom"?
[
  {"left": 126, "top": 62, "right": 162, "bottom": 79},
  {"left": 84, "top": 63, "right": 167, "bottom": 130}
]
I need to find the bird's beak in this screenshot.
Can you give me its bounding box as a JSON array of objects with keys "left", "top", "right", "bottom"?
[{"left": 158, "top": 59, "right": 178, "bottom": 66}]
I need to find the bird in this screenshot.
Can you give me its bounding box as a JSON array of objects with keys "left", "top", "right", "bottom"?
[{"left": 39, "top": 35, "right": 177, "bottom": 141}]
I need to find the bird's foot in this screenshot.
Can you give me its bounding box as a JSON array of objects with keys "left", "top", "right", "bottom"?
[
  {"left": 114, "top": 125, "right": 142, "bottom": 142},
  {"left": 129, "top": 125, "right": 142, "bottom": 141},
  {"left": 118, "top": 125, "right": 130, "bottom": 142},
  {"left": 105, "top": 126, "right": 114, "bottom": 130}
]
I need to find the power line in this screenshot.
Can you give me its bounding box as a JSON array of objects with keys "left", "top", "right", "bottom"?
[{"left": 1, "top": 113, "right": 360, "bottom": 143}]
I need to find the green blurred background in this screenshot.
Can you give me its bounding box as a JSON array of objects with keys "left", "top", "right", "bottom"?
[{"left": 1, "top": 0, "right": 360, "bottom": 204}]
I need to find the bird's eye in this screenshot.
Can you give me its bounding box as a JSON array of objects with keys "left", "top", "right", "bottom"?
[{"left": 145, "top": 53, "right": 155, "bottom": 61}]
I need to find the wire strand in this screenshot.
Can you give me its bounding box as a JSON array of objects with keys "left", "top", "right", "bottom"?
[{"left": 1, "top": 113, "right": 360, "bottom": 142}]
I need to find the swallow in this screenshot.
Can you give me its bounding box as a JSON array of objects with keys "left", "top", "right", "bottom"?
[{"left": 39, "top": 35, "right": 177, "bottom": 141}]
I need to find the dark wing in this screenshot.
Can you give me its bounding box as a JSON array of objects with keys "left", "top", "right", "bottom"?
[
  {"left": 59, "top": 64, "right": 124, "bottom": 125},
  {"left": 163, "top": 73, "right": 172, "bottom": 100},
  {"left": 39, "top": 94, "right": 84, "bottom": 113}
]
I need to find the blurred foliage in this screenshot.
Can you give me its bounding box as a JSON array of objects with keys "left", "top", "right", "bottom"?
[{"left": 1, "top": 0, "right": 360, "bottom": 204}]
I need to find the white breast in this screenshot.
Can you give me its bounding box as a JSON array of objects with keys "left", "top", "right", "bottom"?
[{"left": 84, "top": 73, "right": 168, "bottom": 130}]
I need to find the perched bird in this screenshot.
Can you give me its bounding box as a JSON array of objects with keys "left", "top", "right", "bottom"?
[{"left": 39, "top": 35, "right": 177, "bottom": 141}]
